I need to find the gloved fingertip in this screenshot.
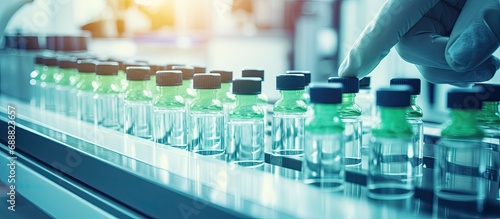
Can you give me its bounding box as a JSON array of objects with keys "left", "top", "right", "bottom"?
[{"left": 447, "top": 21, "right": 499, "bottom": 72}]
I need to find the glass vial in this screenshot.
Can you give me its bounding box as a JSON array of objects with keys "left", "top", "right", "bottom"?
[
  {"left": 153, "top": 70, "right": 187, "bottom": 149},
  {"left": 30, "top": 56, "right": 45, "bottom": 108},
  {"left": 303, "top": 83, "right": 345, "bottom": 192},
  {"left": 328, "top": 77, "right": 362, "bottom": 167},
  {"left": 435, "top": 88, "right": 486, "bottom": 207},
  {"left": 474, "top": 83, "right": 500, "bottom": 201},
  {"left": 189, "top": 73, "right": 224, "bottom": 158},
  {"left": 272, "top": 74, "right": 307, "bottom": 156},
  {"left": 226, "top": 78, "right": 265, "bottom": 167},
  {"left": 286, "top": 70, "right": 311, "bottom": 103},
  {"left": 94, "top": 62, "right": 123, "bottom": 130},
  {"left": 148, "top": 64, "right": 167, "bottom": 97},
  {"left": 212, "top": 70, "right": 236, "bottom": 131},
  {"left": 391, "top": 78, "right": 423, "bottom": 178},
  {"left": 55, "top": 57, "right": 79, "bottom": 116},
  {"left": 124, "top": 66, "right": 153, "bottom": 139},
  {"left": 76, "top": 60, "right": 97, "bottom": 123},
  {"left": 368, "top": 86, "right": 414, "bottom": 200},
  {"left": 242, "top": 69, "right": 269, "bottom": 128},
  {"left": 357, "top": 77, "right": 373, "bottom": 148},
  {"left": 40, "top": 57, "right": 59, "bottom": 111}
]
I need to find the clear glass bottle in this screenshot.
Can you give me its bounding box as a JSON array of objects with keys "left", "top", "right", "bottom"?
[
  {"left": 30, "top": 55, "right": 45, "bottom": 108},
  {"left": 391, "top": 78, "right": 423, "bottom": 178},
  {"left": 76, "top": 60, "right": 97, "bottom": 123},
  {"left": 153, "top": 70, "right": 187, "bottom": 149},
  {"left": 368, "top": 86, "right": 414, "bottom": 200},
  {"left": 107, "top": 58, "right": 127, "bottom": 90},
  {"left": 212, "top": 70, "right": 236, "bottom": 131},
  {"left": 124, "top": 66, "right": 153, "bottom": 139},
  {"left": 148, "top": 64, "right": 167, "bottom": 96},
  {"left": 286, "top": 70, "right": 311, "bottom": 103},
  {"left": 54, "top": 57, "right": 79, "bottom": 116},
  {"left": 226, "top": 78, "right": 265, "bottom": 167},
  {"left": 40, "top": 57, "right": 59, "bottom": 111},
  {"left": 272, "top": 74, "right": 307, "bottom": 156},
  {"left": 328, "top": 77, "right": 362, "bottom": 167},
  {"left": 303, "top": 83, "right": 345, "bottom": 191},
  {"left": 357, "top": 77, "right": 373, "bottom": 148},
  {"left": 189, "top": 73, "right": 224, "bottom": 158},
  {"left": 435, "top": 88, "right": 486, "bottom": 207},
  {"left": 94, "top": 62, "right": 123, "bottom": 130},
  {"left": 120, "top": 61, "right": 148, "bottom": 91}
]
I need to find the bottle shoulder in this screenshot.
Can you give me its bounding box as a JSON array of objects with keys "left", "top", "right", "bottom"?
[
  {"left": 154, "top": 95, "right": 185, "bottom": 108},
  {"left": 190, "top": 98, "right": 223, "bottom": 112},
  {"left": 229, "top": 105, "right": 264, "bottom": 119},
  {"left": 441, "top": 123, "right": 485, "bottom": 139},
  {"left": 305, "top": 116, "right": 344, "bottom": 134},
  {"left": 406, "top": 105, "right": 423, "bottom": 118},
  {"left": 339, "top": 103, "right": 362, "bottom": 117},
  {"left": 371, "top": 119, "right": 413, "bottom": 138},
  {"left": 94, "top": 83, "right": 121, "bottom": 94},
  {"left": 273, "top": 99, "right": 307, "bottom": 113},
  {"left": 124, "top": 88, "right": 152, "bottom": 101}
]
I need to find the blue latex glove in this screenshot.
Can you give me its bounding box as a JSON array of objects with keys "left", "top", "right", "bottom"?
[{"left": 338, "top": 0, "right": 500, "bottom": 85}]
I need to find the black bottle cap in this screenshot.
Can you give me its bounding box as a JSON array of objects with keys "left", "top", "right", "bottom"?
[
  {"left": 126, "top": 66, "right": 150, "bottom": 81},
  {"left": 193, "top": 73, "right": 221, "bottom": 89},
  {"left": 44, "top": 57, "right": 59, "bottom": 67},
  {"left": 232, "top": 77, "right": 261, "bottom": 95},
  {"left": 376, "top": 85, "right": 412, "bottom": 107},
  {"left": 96, "top": 62, "right": 119, "bottom": 75},
  {"left": 359, "top": 77, "right": 371, "bottom": 89},
  {"left": 34, "top": 56, "right": 45, "bottom": 65},
  {"left": 276, "top": 74, "right": 305, "bottom": 90},
  {"left": 286, "top": 70, "right": 311, "bottom": 86},
  {"left": 194, "top": 66, "right": 206, "bottom": 74},
  {"left": 167, "top": 64, "right": 184, "bottom": 70},
  {"left": 447, "top": 87, "right": 484, "bottom": 109},
  {"left": 309, "top": 83, "right": 343, "bottom": 104},
  {"left": 149, "top": 64, "right": 168, "bottom": 76},
  {"left": 172, "top": 66, "right": 195, "bottom": 80},
  {"left": 242, "top": 69, "right": 265, "bottom": 81},
  {"left": 390, "top": 78, "right": 421, "bottom": 95},
  {"left": 327, "top": 77, "right": 359, "bottom": 93},
  {"left": 77, "top": 60, "right": 96, "bottom": 73},
  {"left": 156, "top": 70, "right": 183, "bottom": 86},
  {"left": 18, "top": 36, "right": 42, "bottom": 50},
  {"left": 473, "top": 83, "right": 500, "bottom": 102},
  {"left": 121, "top": 61, "right": 148, "bottom": 72},
  {"left": 57, "top": 57, "right": 78, "bottom": 69},
  {"left": 210, "top": 70, "right": 233, "bottom": 83}
]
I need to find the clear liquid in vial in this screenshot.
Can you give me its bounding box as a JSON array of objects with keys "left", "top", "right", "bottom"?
[
  {"left": 190, "top": 112, "right": 224, "bottom": 158},
  {"left": 272, "top": 113, "right": 306, "bottom": 156},
  {"left": 303, "top": 132, "right": 344, "bottom": 192},
  {"left": 226, "top": 119, "right": 264, "bottom": 167},
  {"left": 95, "top": 94, "right": 123, "bottom": 131},
  {"left": 78, "top": 91, "right": 95, "bottom": 123},
  {"left": 408, "top": 119, "right": 423, "bottom": 177},
  {"left": 343, "top": 117, "right": 362, "bottom": 167},
  {"left": 124, "top": 101, "right": 153, "bottom": 139},
  {"left": 153, "top": 108, "right": 187, "bottom": 149}
]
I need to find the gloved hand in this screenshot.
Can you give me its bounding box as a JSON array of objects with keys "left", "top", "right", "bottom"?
[{"left": 338, "top": 0, "right": 500, "bottom": 85}]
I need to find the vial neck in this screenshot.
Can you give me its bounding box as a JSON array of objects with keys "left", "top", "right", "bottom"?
[
  {"left": 280, "top": 90, "right": 304, "bottom": 100},
  {"left": 342, "top": 93, "right": 356, "bottom": 105},
  {"left": 379, "top": 107, "right": 407, "bottom": 122},
  {"left": 127, "top": 80, "right": 149, "bottom": 90},
  {"left": 196, "top": 89, "right": 217, "bottom": 99},
  {"left": 312, "top": 103, "right": 339, "bottom": 117},
  {"left": 181, "top": 79, "right": 192, "bottom": 90},
  {"left": 96, "top": 74, "right": 118, "bottom": 84},
  {"left": 235, "top": 95, "right": 259, "bottom": 106},
  {"left": 158, "top": 86, "right": 180, "bottom": 97},
  {"left": 442, "top": 109, "right": 484, "bottom": 138},
  {"left": 79, "top": 73, "right": 95, "bottom": 81},
  {"left": 450, "top": 109, "right": 479, "bottom": 125}
]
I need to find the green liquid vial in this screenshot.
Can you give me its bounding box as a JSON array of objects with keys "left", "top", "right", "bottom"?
[
  {"left": 272, "top": 74, "right": 307, "bottom": 156},
  {"left": 212, "top": 70, "right": 236, "bottom": 132},
  {"left": 55, "top": 57, "right": 78, "bottom": 116},
  {"left": 368, "top": 86, "right": 414, "bottom": 200},
  {"left": 435, "top": 88, "right": 486, "bottom": 206},
  {"left": 94, "top": 62, "right": 123, "bottom": 130},
  {"left": 124, "top": 66, "right": 153, "bottom": 139},
  {"left": 153, "top": 70, "right": 187, "bottom": 149},
  {"left": 303, "top": 83, "right": 344, "bottom": 192},
  {"left": 391, "top": 78, "right": 423, "bottom": 178},
  {"left": 76, "top": 60, "right": 97, "bottom": 123},
  {"left": 226, "top": 78, "right": 265, "bottom": 167},
  {"left": 30, "top": 56, "right": 45, "bottom": 108},
  {"left": 40, "top": 57, "right": 58, "bottom": 111},
  {"left": 328, "top": 77, "right": 362, "bottom": 167},
  {"left": 189, "top": 73, "right": 224, "bottom": 158}
]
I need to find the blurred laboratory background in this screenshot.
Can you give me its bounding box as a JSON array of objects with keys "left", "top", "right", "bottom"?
[{"left": 2, "top": 0, "right": 498, "bottom": 124}]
